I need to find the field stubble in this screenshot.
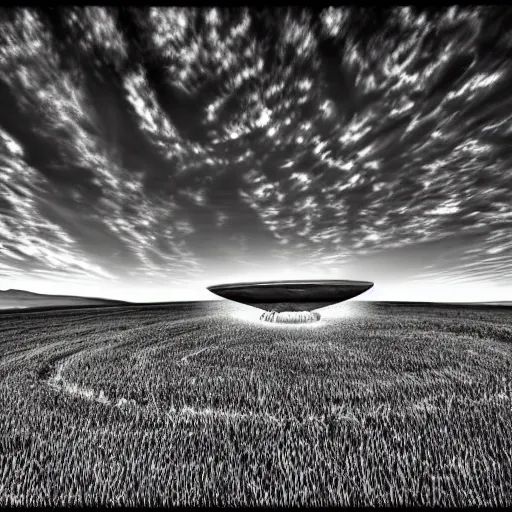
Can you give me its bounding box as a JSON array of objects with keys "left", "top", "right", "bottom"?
[{"left": 0, "top": 301, "right": 511, "bottom": 506}]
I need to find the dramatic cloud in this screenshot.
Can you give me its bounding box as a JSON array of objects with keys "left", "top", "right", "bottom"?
[{"left": 0, "top": 7, "right": 511, "bottom": 301}]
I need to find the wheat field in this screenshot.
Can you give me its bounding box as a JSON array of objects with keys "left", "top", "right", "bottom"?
[{"left": 0, "top": 301, "right": 511, "bottom": 506}]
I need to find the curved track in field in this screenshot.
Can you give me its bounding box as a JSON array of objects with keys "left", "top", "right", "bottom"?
[{"left": 1, "top": 301, "right": 511, "bottom": 414}]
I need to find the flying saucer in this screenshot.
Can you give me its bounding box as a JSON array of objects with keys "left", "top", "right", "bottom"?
[{"left": 207, "top": 280, "right": 373, "bottom": 321}]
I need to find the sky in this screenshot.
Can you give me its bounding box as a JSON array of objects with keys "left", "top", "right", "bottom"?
[{"left": 0, "top": 6, "right": 511, "bottom": 303}]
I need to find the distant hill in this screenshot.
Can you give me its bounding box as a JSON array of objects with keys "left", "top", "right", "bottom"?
[{"left": 0, "top": 289, "right": 130, "bottom": 311}]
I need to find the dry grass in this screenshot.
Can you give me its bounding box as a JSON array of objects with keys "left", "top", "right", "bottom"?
[{"left": 0, "top": 301, "right": 511, "bottom": 506}]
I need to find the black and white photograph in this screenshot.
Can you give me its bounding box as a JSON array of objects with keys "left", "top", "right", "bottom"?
[{"left": 0, "top": 5, "right": 511, "bottom": 507}]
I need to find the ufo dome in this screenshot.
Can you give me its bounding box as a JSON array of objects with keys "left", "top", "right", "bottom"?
[{"left": 207, "top": 280, "right": 374, "bottom": 314}]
